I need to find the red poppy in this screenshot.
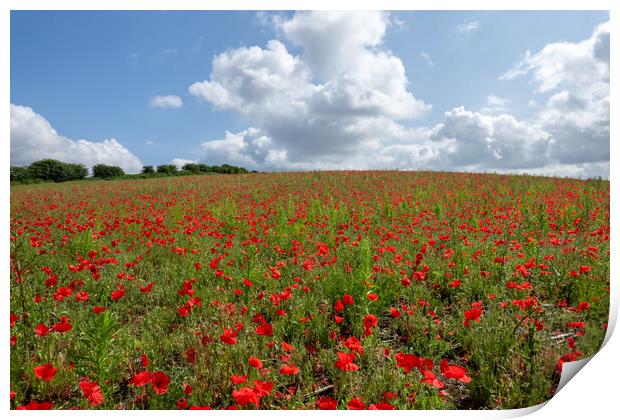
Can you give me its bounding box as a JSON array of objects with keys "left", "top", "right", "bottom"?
[
  {"left": 249, "top": 355, "right": 263, "bottom": 369},
  {"left": 150, "top": 371, "right": 170, "bottom": 395},
  {"left": 129, "top": 371, "right": 152, "bottom": 387},
  {"left": 232, "top": 387, "right": 260, "bottom": 407},
  {"left": 16, "top": 401, "right": 53, "bottom": 410},
  {"left": 348, "top": 396, "right": 365, "bottom": 410},
  {"left": 220, "top": 328, "right": 238, "bottom": 345},
  {"left": 342, "top": 294, "right": 355, "bottom": 305},
  {"left": 80, "top": 380, "right": 105, "bottom": 407},
  {"left": 335, "top": 351, "right": 359, "bottom": 371},
  {"left": 369, "top": 402, "right": 395, "bottom": 410},
  {"left": 256, "top": 323, "right": 273, "bottom": 336},
  {"left": 316, "top": 396, "right": 338, "bottom": 409},
  {"left": 280, "top": 364, "right": 300, "bottom": 375},
  {"left": 439, "top": 359, "right": 471, "bottom": 383},
  {"left": 53, "top": 317, "right": 72, "bottom": 333},
  {"left": 231, "top": 374, "right": 248, "bottom": 385},
  {"left": 395, "top": 353, "right": 420, "bottom": 373},
  {"left": 463, "top": 307, "right": 483, "bottom": 326},
  {"left": 35, "top": 323, "right": 50, "bottom": 337},
  {"left": 34, "top": 364, "right": 57, "bottom": 381},
  {"left": 253, "top": 380, "right": 273, "bottom": 397}
]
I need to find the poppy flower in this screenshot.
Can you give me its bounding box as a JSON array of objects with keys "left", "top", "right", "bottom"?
[
  {"left": 151, "top": 371, "right": 170, "bottom": 395},
  {"left": 395, "top": 353, "right": 420, "bottom": 373},
  {"left": 334, "top": 352, "right": 359, "bottom": 371},
  {"left": 348, "top": 397, "right": 365, "bottom": 410},
  {"left": 34, "top": 364, "right": 57, "bottom": 381},
  {"left": 280, "top": 364, "right": 300, "bottom": 375},
  {"left": 35, "top": 323, "right": 50, "bottom": 337},
  {"left": 316, "top": 396, "right": 338, "bottom": 409},
  {"left": 439, "top": 359, "right": 471, "bottom": 383},
  {"left": 256, "top": 323, "right": 273, "bottom": 336},
  {"left": 231, "top": 374, "right": 248, "bottom": 385},
  {"left": 342, "top": 294, "right": 355, "bottom": 305},
  {"left": 53, "top": 317, "right": 72, "bottom": 333},
  {"left": 232, "top": 387, "right": 260, "bottom": 407},
  {"left": 129, "top": 371, "right": 152, "bottom": 387},
  {"left": 369, "top": 402, "right": 395, "bottom": 410},
  {"left": 220, "top": 328, "right": 238, "bottom": 345},
  {"left": 253, "top": 380, "right": 273, "bottom": 397},
  {"left": 93, "top": 306, "right": 107, "bottom": 314},
  {"left": 16, "top": 401, "right": 53, "bottom": 410},
  {"left": 176, "top": 398, "right": 188, "bottom": 409},
  {"left": 463, "top": 307, "right": 483, "bottom": 326},
  {"left": 249, "top": 355, "right": 263, "bottom": 369},
  {"left": 421, "top": 370, "right": 444, "bottom": 389},
  {"left": 80, "top": 380, "right": 104, "bottom": 407}
]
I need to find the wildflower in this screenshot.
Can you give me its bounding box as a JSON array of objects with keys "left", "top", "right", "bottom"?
[{"left": 34, "top": 364, "right": 57, "bottom": 381}]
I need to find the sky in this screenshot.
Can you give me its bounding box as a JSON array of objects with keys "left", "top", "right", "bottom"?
[{"left": 10, "top": 10, "right": 610, "bottom": 177}]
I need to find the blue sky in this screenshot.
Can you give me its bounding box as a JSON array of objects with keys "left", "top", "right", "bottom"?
[{"left": 10, "top": 11, "right": 610, "bottom": 177}]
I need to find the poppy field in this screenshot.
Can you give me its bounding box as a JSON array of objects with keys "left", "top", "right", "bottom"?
[{"left": 9, "top": 171, "right": 610, "bottom": 410}]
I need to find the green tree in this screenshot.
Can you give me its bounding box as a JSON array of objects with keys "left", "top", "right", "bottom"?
[
  {"left": 93, "top": 164, "right": 125, "bottom": 179},
  {"left": 156, "top": 164, "right": 178, "bottom": 174},
  {"left": 141, "top": 165, "right": 155, "bottom": 174}
]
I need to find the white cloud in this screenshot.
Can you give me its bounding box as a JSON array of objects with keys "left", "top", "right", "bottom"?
[
  {"left": 170, "top": 158, "right": 197, "bottom": 169},
  {"left": 200, "top": 128, "right": 288, "bottom": 169},
  {"left": 150, "top": 95, "right": 183, "bottom": 108},
  {"left": 190, "top": 11, "right": 429, "bottom": 168},
  {"left": 189, "top": 13, "right": 608, "bottom": 179},
  {"left": 501, "top": 20, "right": 609, "bottom": 169},
  {"left": 456, "top": 20, "right": 480, "bottom": 35},
  {"left": 10, "top": 104, "right": 143, "bottom": 173}
]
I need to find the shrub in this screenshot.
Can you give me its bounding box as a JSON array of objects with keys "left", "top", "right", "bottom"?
[{"left": 93, "top": 164, "right": 125, "bottom": 179}]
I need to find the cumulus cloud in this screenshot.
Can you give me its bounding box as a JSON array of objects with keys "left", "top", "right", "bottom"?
[
  {"left": 501, "top": 20, "right": 609, "bottom": 169},
  {"left": 10, "top": 104, "right": 143, "bottom": 173},
  {"left": 190, "top": 11, "right": 430, "bottom": 168},
  {"left": 150, "top": 95, "right": 183, "bottom": 108},
  {"left": 189, "top": 12, "right": 608, "bottom": 179}
]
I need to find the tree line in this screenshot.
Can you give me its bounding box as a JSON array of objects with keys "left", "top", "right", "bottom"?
[{"left": 10, "top": 159, "right": 255, "bottom": 184}]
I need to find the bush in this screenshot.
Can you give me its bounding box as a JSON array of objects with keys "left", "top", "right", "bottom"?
[
  {"left": 27, "top": 159, "right": 87, "bottom": 182},
  {"left": 141, "top": 166, "right": 155, "bottom": 174},
  {"left": 93, "top": 164, "right": 125, "bottom": 179},
  {"left": 156, "top": 165, "right": 178, "bottom": 174}
]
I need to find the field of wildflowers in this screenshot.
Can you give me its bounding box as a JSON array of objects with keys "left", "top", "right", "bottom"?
[{"left": 9, "top": 171, "right": 610, "bottom": 409}]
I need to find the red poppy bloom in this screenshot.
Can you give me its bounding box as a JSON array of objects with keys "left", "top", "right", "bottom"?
[
  {"left": 220, "top": 328, "right": 238, "bottom": 345},
  {"left": 439, "top": 359, "right": 471, "bottom": 383},
  {"left": 256, "top": 323, "right": 273, "bottom": 336},
  {"left": 253, "top": 380, "right": 273, "bottom": 397},
  {"left": 342, "top": 294, "right": 355, "bottom": 305},
  {"left": 280, "top": 364, "right": 300, "bottom": 375},
  {"left": 369, "top": 402, "right": 395, "bottom": 410},
  {"left": 16, "top": 401, "right": 53, "bottom": 410},
  {"left": 463, "top": 307, "right": 483, "bottom": 326},
  {"left": 129, "top": 371, "right": 152, "bottom": 387},
  {"left": 80, "top": 380, "right": 104, "bottom": 407},
  {"left": 35, "top": 323, "right": 50, "bottom": 337},
  {"left": 249, "top": 355, "right": 263, "bottom": 369},
  {"left": 348, "top": 397, "right": 365, "bottom": 410},
  {"left": 316, "top": 396, "right": 338, "bottom": 409},
  {"left": 335, "top": 351, "right": 359, "bottom": 371},
  {"left": 231, "top": 374, "right": 248, "bottom": 385},
  {"left": 34, "top": 364, "right": 57, "bottom": 381},
  {"left": 395, "top": 352, "right": 420, "bottom": 373},
  {"left": 232, "top": 387, "right": 260, "bottom": 407},
  {"left": 151, "top": 371, "right": 170, "bottom": 395},
  {"left": 53, "top": 317, "right": 72, "bottom": 333}
]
